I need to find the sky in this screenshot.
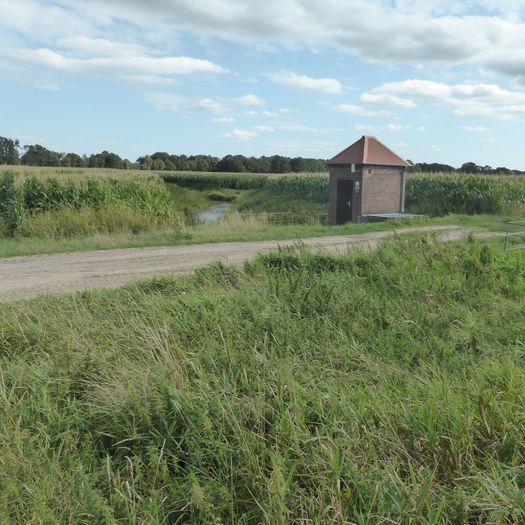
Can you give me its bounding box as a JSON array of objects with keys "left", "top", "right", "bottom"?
[{"left": 1, "top": 1, "right": 525, "bottom": 168}]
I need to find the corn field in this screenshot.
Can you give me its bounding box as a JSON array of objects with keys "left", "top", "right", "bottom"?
[
  {"left": 0, "top": 171, "right": 173, "bottom": 236},
  {"left": 162, "top": 172, "right": 328, "bottom": 201},
  {"left": 406, "top": 173, "right": 525, "bottom": 215}
]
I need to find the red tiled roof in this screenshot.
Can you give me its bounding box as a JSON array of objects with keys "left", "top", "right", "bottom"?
[{"left": 328, "top": 136, "right": 409, "bottom": 167}]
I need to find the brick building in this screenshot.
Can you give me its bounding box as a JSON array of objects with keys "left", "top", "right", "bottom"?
[{"left": 327, "top": 136, "right": 410, "bottom": 224}]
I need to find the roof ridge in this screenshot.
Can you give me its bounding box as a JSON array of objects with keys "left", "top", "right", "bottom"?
[
  {"left": 328, "top": 135, "right": 409, "bottom": 167},
  {"left": 363, "top": 135, "right": 370, "bottom": 163}
]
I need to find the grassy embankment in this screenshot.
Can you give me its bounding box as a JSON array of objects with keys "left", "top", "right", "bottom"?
[
  {"left": 1, "top": 167, "right": 524, "bottom": 258},
  {"left": 1, "top": 236, "right": 525, "bottom": 523}
]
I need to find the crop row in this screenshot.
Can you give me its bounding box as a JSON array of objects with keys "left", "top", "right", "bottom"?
[
  {"left": 406, "top": 173, "right": 525, "bottom": 215},
  {"left": 162, "top": 172, "right": 328, "bottom": 201},
  {"left": 0, "top": 171, "right": 173, "bottom": 235}
]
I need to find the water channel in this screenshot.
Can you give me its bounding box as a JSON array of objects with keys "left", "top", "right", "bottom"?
[{"left": 195, "top": 202, "right": 232, "bottom": 224}]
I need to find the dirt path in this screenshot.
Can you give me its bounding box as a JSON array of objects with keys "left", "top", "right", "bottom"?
[{"left": 0, "top": 226, "right": 500, "bottom": 302}]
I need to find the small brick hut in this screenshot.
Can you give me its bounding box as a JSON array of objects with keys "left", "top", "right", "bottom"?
[{"left": 327, "top": 136, "right": 409, "bottom": 224}]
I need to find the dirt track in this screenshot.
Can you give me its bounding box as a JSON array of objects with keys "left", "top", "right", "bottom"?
[{"left": 0, "top": 226, "right": 500, "bottom": 302}]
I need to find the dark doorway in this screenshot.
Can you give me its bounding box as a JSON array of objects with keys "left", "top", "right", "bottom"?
[{"left": 336, "top": 180, "right": 354, "bottom": 224}]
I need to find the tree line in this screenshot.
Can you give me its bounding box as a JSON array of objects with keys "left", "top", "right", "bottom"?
[
  {"left": 407, "top": 161, "right": 525, "bottom": 175},
  {"left": 1, "top": 136, "right": 523, "bottom": 175},
  {"left": 0, "top": 136, "right": 326, "bottom": 173}
]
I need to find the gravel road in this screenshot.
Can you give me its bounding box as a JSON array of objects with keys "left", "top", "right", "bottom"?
[{"left": 0, "top": 226, "right": 500, "bottom": 302}]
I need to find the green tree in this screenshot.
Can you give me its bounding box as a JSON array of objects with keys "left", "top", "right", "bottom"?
[
  {"left": 0, "top": 137, "right": 20, "bottom": 165},
  {"left": 138, "top": 155, "right": 153, "bottom": 170},
  {"left": 21, "top": 144, "right": 62, "bottom": 167},
  {"left": 461, "top": 162, "right": 480, "bottom": 173},
  {"left": 270, "top": 155, "right": 291, "bottom": 173},
  {"left": 61, "top": 153, "right": 85, "bottom": 168},
  {"left": 103, "top": 151, "right": 124, "bottom": 169},
  {"left": 151, "top": 158, "right": 166, "bottom": 170}
]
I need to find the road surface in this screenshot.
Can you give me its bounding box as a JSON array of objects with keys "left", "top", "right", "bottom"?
[{"left": 0, "top": 226, "right": 499, "bottom": 302}]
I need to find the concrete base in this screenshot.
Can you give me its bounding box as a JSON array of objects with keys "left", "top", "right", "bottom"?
[{"left": 361, "top": 213, "right": 425, "bottom": 222}]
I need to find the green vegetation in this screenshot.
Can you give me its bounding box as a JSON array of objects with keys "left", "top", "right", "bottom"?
[
  {"left": 1, "top": 237, "right": 525, "bottom": 523},
  {"left": 0, "top": 213, "right": 509, "bottom": 259},
  {"left": 406, "top": 173, "right": 525, "bottom": 216},
  {"left": 2, "top": 167, "right": 525, "bottom": 258},
  {"left": 0, "top": 170, "right": 175, "bottom": 238},
  {"left": 161, "top": 172, "right": 267, "bottom": 190}
]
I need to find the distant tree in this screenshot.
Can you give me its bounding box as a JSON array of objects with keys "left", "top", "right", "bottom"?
[
  {"left": 216, "top": 155, "right": 246, "bottom": 172},
  {"left": 193, "top": 155, "right": 218, "bottom": 172},
  {"left": 103, "top": 151, "right": 124, "bottom": 169},
  {"left": 88, "top": 153, "right": 105, "bottom": 168},
  {"left": 151, "top": 158, "right": 166, "bottom": 170},
  {"left": 0, "top": 136, "right": 20, "bottom": 165},
  {"left": 270, "top": 155, "right": 291, "bottom": 173},
  {"left": 61, "top": 152, "right": 85, "bottom": 168},
  {"left": 138, "top": 155, "right": 153, "bottom": 170},
  {"left": 21, "top": 144, "right": 62, "bottom": 167},
  {"left": 410, "top": 162, "right": 456, "bottom": 173},
  {"left": 290, "top": 157, "right": 307, "bottom": 172},
  {"left": 460, "top": 162, "right": 481, "bottom": 173},
  {"left": 123, "top": 159, "right": 133, "bottom": 170},
  {"left": 151, "top": 152, "right": 175, "bottom": 170}
]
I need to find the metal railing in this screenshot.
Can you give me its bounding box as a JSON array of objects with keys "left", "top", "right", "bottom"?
[{"left": 504, "top": 221, "right": 525, "bottom": 251}]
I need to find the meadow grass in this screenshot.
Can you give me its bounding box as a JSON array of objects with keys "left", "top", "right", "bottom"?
[
  {"left": 1, "top": 237, "right": 525, "bottom": 523},
  {"left": 0, "top": 213, "right": 512, "bottom": 259}
]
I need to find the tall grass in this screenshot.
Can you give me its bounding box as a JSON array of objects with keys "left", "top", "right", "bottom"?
[
  {"left": 1, "top": 238, "right": 525, "bottom": 523},
  {"left": 161, "top": 172, "right": 328, "bottom": 199},
  {"left": 0, "top": 171, "right": 174, "bottom": 237},
  {"left": 406, "top": 173, "right": 525, "bottom": 215}
]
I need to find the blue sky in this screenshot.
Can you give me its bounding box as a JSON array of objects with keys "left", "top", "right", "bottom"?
[{"left": 1, "top": 0, "right": 525, "bottom": 168}]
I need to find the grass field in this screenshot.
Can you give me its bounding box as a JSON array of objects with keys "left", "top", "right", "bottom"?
[{"left": 1, "top": 236, "right": 525, "bottom": 523}]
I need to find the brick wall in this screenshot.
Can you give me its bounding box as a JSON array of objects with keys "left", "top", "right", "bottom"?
[{"left": 362, "top": 167, "right": 403, "bottom": 214}]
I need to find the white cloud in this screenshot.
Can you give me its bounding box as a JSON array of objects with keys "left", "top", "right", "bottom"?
[
  {"left": 4, "top": 0, "right": 525, "bottom": 83},
  {"left": 222, "top": 124, "right": 274, "bottom": 140},
  {"left": 253, "top": 125, "right": 274, "bottom": 132},
  {"left": 5, "top": 48, "right": 227, "bottom": 76},
  {"left": 355, "top": 123, "right": 404, "bottom": 132},
  {"left": 238, "top": 94, "right": 265, "bottom": 105},
  {"left": 212, "top": 116, "right": 235, "bottom": 122},
  {"left": 360, "top": 93, "right": 417, "bottom": 108},
  {"left": 462, "top": 125, "right": 489, "bottom": 132},
  {"left": 364, "top": 79, "right": 525, "bottom": 119},
  {"left": 57, "top": 36, "right": 147, "bottom": 57},
  {"left": 335, "top": 104, "right": 390, "bottom": 116},
  {"left": 269, "top": 70, "right": 343, "bottom": 94},
  {"left": 147, "top": 92, "right": 226, "bottom": 113},
  {"left": 123, "top": 75, "right": 179, "bottom": 85},
  {"left": 222, "top": 128, "right": 258, "bottom": 140},
  {"left": 262, "top": 110, "right": 278, "bottom": 117}
]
